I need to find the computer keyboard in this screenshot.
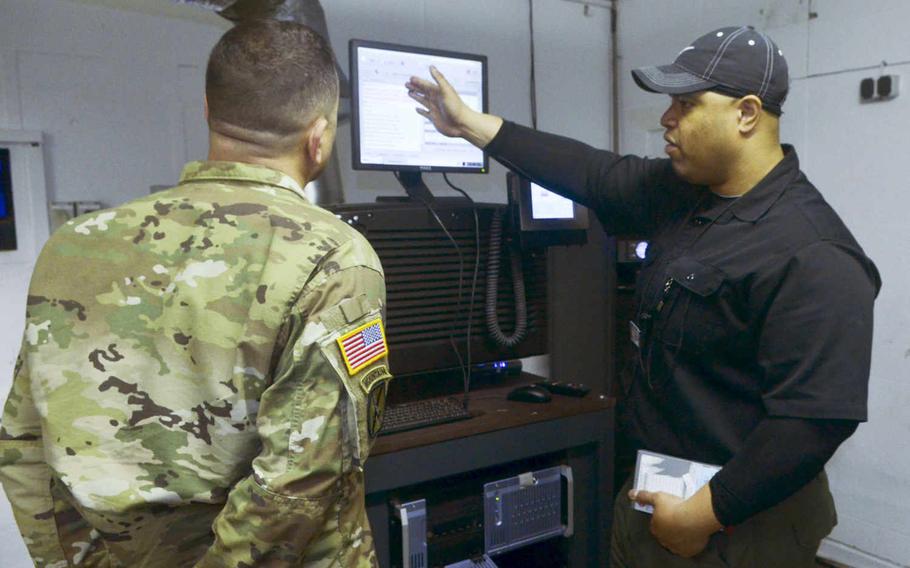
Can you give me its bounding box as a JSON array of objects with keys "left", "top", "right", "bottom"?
[{"left": 379, "top": 396, "right": 472, "bottom": 436}]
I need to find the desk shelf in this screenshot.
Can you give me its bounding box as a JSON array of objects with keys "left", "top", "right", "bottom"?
[{"left": 365, "top": 374, "right": 614, "bottom": 567}]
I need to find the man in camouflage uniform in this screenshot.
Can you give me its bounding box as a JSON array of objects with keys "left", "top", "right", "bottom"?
[{"left": 0, "top": 20, "right": 390, "bottom": 567}]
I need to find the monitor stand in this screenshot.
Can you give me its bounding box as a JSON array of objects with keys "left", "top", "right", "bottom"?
[
  {"left": 397, "top": 171, "right": 435, "bottom": 202},
  {"left": 376, "top": 171, "right": 473, "bottom": 205}
]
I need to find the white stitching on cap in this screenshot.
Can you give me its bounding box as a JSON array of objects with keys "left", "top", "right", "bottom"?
[
  {"left": 642, "top": 66, "right": 705, "bottom": 86},
  {"left": 758, "top": 31, "right": 774, "bottom": 99},
  {"left": 705, "top": 26, "right": 749, "bottom": 79},
  {"left": 705, "top": 26, "right": 749, "bottom": 76},
  {"left": 677, "top": 46, "right": 695, "bottom": 57},
  {"left": 704, "top": 30, "right": 739, "bottom": 77}
]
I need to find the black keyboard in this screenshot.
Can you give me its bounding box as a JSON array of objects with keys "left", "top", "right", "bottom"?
[{"left": 379, "top": 396, "right": 472, "bottom": 436}]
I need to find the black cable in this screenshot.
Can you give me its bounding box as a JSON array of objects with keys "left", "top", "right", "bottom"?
[
  {"left": 486, "top": 209, "right": 528, "bottom": 347},
  {"left": 444, "top": 173, "right": 481, "bottom": 407},
  {"left": 528, "top": 0, "right": 539, "bottom": 131},
  {"left": 395, "top": 172, "right": 469, "bottom": 394},
  {"left": 529, "top": 0, "right": 538, "bottom": 130}
]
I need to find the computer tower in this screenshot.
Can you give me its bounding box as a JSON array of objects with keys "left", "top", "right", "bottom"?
[{"left": 385, "top": 454, "right": 573, "bottom": 568}]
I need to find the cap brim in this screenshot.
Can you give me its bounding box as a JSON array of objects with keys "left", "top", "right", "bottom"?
[{"left": 631, "top": 64, "right": 717, "bottom": 95}]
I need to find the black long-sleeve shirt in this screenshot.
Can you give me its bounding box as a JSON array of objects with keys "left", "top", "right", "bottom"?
[{"left": 486, "top": 120, "right": 880, "bottom": 525}]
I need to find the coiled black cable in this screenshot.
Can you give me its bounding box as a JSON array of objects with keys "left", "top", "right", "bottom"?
[{"left": 485, "top": 209, "right": 528, "bottom": 347}]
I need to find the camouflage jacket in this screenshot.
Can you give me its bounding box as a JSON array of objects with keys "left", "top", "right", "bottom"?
[{"left": 0, "top": 162, "right": 390, "bottom": 567}]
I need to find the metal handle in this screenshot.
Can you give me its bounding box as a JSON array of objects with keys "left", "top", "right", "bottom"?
[
  {"left": 560, "top": 465, "right": 574, "bottom": 537},
  {"left": 398, "top": 503, "right": 411, "bottom": 567}
]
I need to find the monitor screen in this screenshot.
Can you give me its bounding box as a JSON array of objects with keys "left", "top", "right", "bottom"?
[
  {"left": 0, "top": 147, "right": 17, "bottom": 251},
  {"left": 530, "top": 183, "right": 575, "bottom": 220},
  {"left": 0, "top": 148, "right": 11, "bottom": 220},
  {"left": 350, "top": 40, "right": 488, "bottom": 173}
]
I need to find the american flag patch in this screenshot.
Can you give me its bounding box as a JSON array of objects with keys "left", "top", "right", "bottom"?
[{"left": 337, "top": 318, "right": 389, "bottom": 375}]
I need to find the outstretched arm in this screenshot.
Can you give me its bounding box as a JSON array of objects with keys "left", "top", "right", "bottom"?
[
  {"left": 406, "top": 67, "right": 691, "bottom": 237},
  {"left": 406, "top": 66, "right": 503, "bottom": 148}
]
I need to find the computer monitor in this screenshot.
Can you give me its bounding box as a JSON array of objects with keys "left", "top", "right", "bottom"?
[
  {"left": 0, "top": 149, "right": 11, "bottom": 220},
  {"left": 0, "top": 148, "right": 17, "bottom": 251},
  {"left": 349, "top": 39, "right": 489, "bottom": 197}
]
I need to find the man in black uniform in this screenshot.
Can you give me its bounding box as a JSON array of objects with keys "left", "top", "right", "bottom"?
[{"left": 406, "top": 26, "right": 880, "bottom": 568}]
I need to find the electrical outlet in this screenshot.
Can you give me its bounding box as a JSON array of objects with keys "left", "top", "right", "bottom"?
[{"left": 860, "top": 75, "right": 900, "bottom": 103}]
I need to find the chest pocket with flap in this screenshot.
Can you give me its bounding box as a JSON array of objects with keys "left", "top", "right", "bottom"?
[{"left": 655, "top": 256, "right": 727, "bottom": 353}]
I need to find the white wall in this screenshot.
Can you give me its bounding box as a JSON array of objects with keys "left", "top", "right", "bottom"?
[
  {"left": 0, "top": 1, "right": 611, "bottom": 566},
  {"left": 617, "top": 1, "right": 909, "bottom": 566},
  {"left": 802, "top": 3, "right": 910, "bottom": 565}
]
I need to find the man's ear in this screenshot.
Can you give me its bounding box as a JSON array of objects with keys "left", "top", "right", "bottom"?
[
  {"left": 204, "top": 94, "right": 209, "bottom": 122},
  {"left": 736, "top": 95, "right": 763, "bottom": 134},
  {"left": 306, "top": 116, "right": 330, "bottom": 164}
]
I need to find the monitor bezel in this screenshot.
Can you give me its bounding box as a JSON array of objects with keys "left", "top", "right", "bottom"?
[{"left": 349, "top": 39, "right": 490, "bottom": 174}]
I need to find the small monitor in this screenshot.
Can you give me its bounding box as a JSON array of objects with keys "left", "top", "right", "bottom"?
[
  {"left": 349, "top": 39, "right": 489, "bottom": 174},
  {"left": 529, "top": 183, "right": 576, "bottom": 221},
  {"left": 508, "top": 173, "right": 589, "bottom": 248}
]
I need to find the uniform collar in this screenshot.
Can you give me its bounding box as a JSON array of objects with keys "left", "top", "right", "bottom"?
[
  {"left": 694, "top": 145, "right": 799, "bottom": 223},
  {"left": 179, "top": 161, "right": 308, "bottom": 201}
]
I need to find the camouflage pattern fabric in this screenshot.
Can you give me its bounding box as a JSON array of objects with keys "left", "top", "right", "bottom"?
[{"left": 0, "top": 161, "right": 390, "bottom": 567}]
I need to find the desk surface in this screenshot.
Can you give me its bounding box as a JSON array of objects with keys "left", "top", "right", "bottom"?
[{"left": 373, "top": 374, "right": 613, "bottom": 456}]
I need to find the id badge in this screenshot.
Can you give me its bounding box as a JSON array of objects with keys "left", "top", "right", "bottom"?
[{"left": 630, "top": 320, "right": 641, "bottom": 349}]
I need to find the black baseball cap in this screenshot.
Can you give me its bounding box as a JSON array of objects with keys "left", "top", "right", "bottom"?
[{"left": 631, "top": 26, "right": 789, "bottom": 115}]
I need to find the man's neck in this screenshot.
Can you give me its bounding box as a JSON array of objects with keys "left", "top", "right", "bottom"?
[
  {"left": 208, "top": 131, "right": 309, "bottom": 189},
  {"left": 710, "top": 144, "right": 785, "bottom": 197}
]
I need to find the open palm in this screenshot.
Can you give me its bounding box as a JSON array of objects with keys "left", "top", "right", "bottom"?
[{"left": 405, "top": 66, "right": 469, "bottom": 138}]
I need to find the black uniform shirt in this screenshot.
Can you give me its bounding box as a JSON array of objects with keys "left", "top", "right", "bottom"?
[{"left": 487, "top": 121, "right": 881, "bottom": 473}]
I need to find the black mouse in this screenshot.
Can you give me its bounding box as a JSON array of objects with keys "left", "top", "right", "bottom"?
[{"left": 507, "top": 385, "right": 552, "bottom": 403}]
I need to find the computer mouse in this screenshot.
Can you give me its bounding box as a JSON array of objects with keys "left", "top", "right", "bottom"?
[{"left": 507, "top": 385, "right": 552, "bottom": 403}]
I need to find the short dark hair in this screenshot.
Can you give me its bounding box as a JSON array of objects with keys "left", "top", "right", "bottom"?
[{"left": 205, "top": 20, "right": 339, "bottom": 139}]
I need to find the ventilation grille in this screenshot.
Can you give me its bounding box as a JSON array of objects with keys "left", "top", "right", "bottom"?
[
  {"left": 329, "top": 202, "right": 548, "bottom": 376},
  {"left": 372, "top": 227, "right": 547, "bottom": 346}
]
